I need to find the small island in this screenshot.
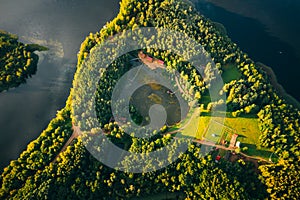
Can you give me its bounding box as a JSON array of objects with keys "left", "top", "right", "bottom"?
[{"left": 0, "top": 30, "right": 47, "bottom": 92}]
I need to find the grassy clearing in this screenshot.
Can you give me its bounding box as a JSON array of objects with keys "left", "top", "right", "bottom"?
[
  {"left": 197, "top": 63, "right": 241, "bottom": 109},
  {"left": 169, "top": 62, "right": 272, "bottom": 159},
  {"left": 198, "top": 90, "right": 211, "bottom": 108},
  {"left": 178, "top": 108, "right": 201, "bottom": 138},
  {"left": 221, "top": 63, "right": 242, "bottom": 83},
  {"left": 202, "top": 119, "right": 225, "bottom": 143},
  {"left": 180, "top": 109, "right": 273, "bottom": 160}
]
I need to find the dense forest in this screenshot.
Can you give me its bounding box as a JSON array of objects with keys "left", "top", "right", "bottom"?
[
  {"left": 1, "top": 0, "right": 299, "bottom": 199},
  {"left": 0, "top": 30, "right": 47, "bottom": 92}
]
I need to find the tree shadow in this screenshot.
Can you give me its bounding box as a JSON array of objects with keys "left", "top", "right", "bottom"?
[
  {"left": 200, "top": 111, "right": 257, "bottom": 119},
  {"left": 241, "top": 143, "right": 273, "bottom": 159},
  {"left": 200, "top": 111, "right": 227, "bottom": 117}
]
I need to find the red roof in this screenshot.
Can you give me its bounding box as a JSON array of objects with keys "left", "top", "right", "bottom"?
[
  {"left": 156, "top": 60, "right": 164, "bottom": 65},
  {"left": 146, "top": 56, "right": 153, "bottom": 61},
  {"left": 216, "top": 155, "right": 221, "bottom": 161}
]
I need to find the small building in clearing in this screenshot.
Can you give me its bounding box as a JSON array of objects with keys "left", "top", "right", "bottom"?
[
  {"left": 215, "top": 155, "right": 221, "bottom": 163},
  {"left": 229, "top": 134, "right": 238, "bottom": 148}
]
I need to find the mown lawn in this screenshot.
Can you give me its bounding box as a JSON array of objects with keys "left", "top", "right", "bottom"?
[
  {"left": 180, "top": 109, "right": 273, "bottom": 160},
  {"left": 175, "top": 106, "right": 201, "bottom": 139}
]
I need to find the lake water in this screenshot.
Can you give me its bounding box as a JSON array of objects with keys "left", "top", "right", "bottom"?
[
  {"left": 0, "top": 0, "right": 120, "bottom": 169},
  {"left": 0, "top": 0, "right": 299, "bottom": 170},
  {"left": 194, "top": 0, "right": 300, "bottom": 101}
]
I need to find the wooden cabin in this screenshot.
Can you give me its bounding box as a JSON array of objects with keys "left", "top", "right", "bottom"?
[{"left": 138, "top": 51, "right": 165, "bottom": 70}]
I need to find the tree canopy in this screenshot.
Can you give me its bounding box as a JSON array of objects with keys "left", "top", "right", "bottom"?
[
  {"left": 0, "top": 30, "right": 47, "bottom": 92},
  {"left": 1, "top": 0, "right": 299, "bottom": 199}
]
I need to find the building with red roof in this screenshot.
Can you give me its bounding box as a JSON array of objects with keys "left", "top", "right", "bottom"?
[{"left": 215, "top": 155, "right": 221, "bottom": 162}]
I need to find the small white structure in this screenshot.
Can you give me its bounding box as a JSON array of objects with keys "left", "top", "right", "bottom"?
[{"left": 236, "top": 141, "right": 241, "bottom": 148}]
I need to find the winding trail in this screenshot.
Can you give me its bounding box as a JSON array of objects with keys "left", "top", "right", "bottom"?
[
  {"left": 239, "top": 152, "right": 272, "bottom": 164},
  {"left": 52, "top": 124, "right": 80, "bottom": 163},
  {"left": 174, "top": 76, "right": 185, "bottom": 94}
]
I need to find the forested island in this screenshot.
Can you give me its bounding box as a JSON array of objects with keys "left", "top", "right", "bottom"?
[
  {"left": 0, "top": 0, "right": 299, "bottom": 199},
  {"left": 0, "top": 30, "right": 47, "bottom": 92}
]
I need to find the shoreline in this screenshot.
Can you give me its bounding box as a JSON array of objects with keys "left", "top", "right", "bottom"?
[{"left": 257, "top": 62, "right": 300, "bottom": 109}]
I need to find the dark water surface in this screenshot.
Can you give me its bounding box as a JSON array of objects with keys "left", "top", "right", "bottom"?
[
  {"left": 0, "top": 0, "right": 119, "bottom": 169},
  {"left": 195, "top": 0, "right": 300, "bottom": 101}
]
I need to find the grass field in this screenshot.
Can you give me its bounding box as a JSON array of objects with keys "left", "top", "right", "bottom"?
[
  {"left": 168, "top": 62, "right": 273, "bottom": 159},
  {"left": 173, "top": 106, "right": 201, "bottom": 139},
  {"left": 179, "top": 109, "right": 273, "bottom": 160},
  {"left": 221, "top": 63, "right": 242, "bottom": 83}
]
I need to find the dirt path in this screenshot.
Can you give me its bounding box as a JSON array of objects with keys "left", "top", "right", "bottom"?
[
  {"left": 52, "top": 124, "right": 80, "bottom": 163},
  {"left": 239, "top": 152, "right": 272, "bottom": 164},
  {"left": 191, "top": 138, "right": 235, "bottom": 151},
  {"left": 168, "top": 127, "right": 271, "bottom": 164},
  {"left": 185, "top": 137, "right": 271, "bottom": 164},
  {"left": 174, "top": 76, "right": 185, "bottom": 94}
]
